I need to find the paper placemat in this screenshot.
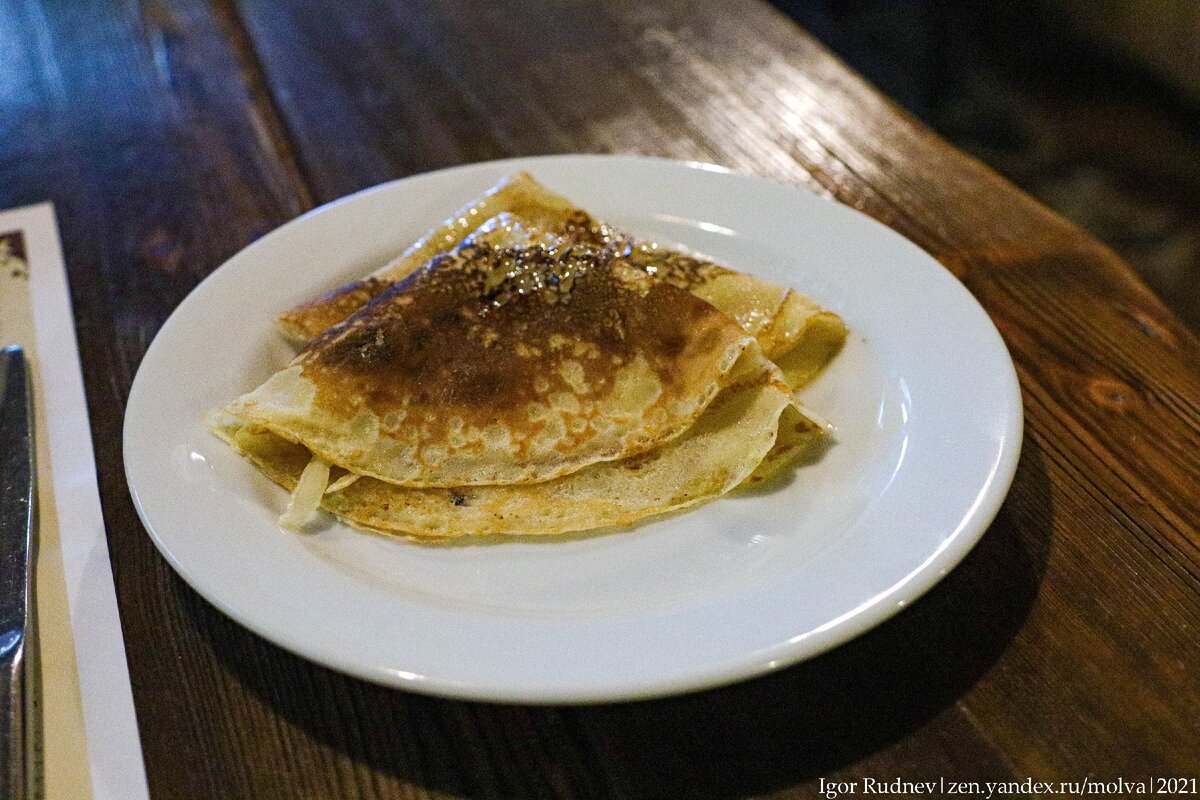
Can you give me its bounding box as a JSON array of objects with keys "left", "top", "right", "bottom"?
[{"left": 0, "top": 203, "right": 149, "bottom": 800}]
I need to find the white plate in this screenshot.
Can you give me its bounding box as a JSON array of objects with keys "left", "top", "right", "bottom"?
[{"left": 124, "top": 155, "right": 1022, "bottom": 703}]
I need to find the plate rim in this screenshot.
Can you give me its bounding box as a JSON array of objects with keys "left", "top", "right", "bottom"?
[{"left": 124, "top": 153, "right": 1023, "bottom": 703}]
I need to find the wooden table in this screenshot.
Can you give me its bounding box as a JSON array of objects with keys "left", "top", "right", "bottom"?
[{"left": 5, "top": 1, "right": 1199, "bottom": 796}]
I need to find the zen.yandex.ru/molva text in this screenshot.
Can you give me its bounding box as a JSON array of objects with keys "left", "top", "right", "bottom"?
[{"left": 818, "top": 776, "right": 1196, "bottom": 798}]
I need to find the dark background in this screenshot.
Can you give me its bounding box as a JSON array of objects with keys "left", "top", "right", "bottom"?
[{"left": 772, "top": 0, "right": 1200, "bottom": 332}]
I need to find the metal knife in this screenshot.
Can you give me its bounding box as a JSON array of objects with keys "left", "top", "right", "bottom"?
[{"left": 0, "top": 345, "right": 38, "bottom": 799}]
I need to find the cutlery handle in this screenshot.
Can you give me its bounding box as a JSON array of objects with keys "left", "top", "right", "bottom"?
[
  {"left": 0, "top": 346, "right": 37, "bottom": 799},
  {"left": 0, "top": 646, "right": 29, "bottom": 798}
]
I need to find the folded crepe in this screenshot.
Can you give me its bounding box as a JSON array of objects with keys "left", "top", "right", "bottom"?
[
  {"left": 210, "top": 178, "right": 845, "bottom": 539},
  {"left": 213, "top": 344, "right": 823, "bottom": 537},
  {"left": 277, "top": 172, "right": 846, "bottom": 389}
]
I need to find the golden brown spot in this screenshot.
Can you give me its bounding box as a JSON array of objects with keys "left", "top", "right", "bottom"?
[
  {"left": 286, "top": 277, "right": 391, "bottom": 344},
  {"left": 559, "top": 360, "right": 588, "bottom": 394},
  {"left": 625, "top": 244, "right": 731, "bottom": 289}
]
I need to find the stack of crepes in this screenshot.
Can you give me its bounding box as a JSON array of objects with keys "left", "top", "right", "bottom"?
[{"left": 206, "top": 173, "right": 848, "bottom": 539}]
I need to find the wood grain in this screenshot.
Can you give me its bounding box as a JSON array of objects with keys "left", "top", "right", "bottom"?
[
  {"left": 1, "top": 0, "right": 1197, "bottom": 797},
  {"left": 0, "top": 0, "right": 312, "bottom": 796}
]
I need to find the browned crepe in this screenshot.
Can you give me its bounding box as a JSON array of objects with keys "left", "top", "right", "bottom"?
[
  {"left": 211, "top": 214, "right": 762, "bottom": 488},
  {"left": 276, "top": 173, "right": 846, "bottom": 385}
]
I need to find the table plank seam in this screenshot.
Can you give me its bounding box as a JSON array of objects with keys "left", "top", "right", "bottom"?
[{"left": 207, "top": 0, "right": 317, "bottom": 212}]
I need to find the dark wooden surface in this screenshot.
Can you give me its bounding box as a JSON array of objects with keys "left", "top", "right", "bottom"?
[{"left": 3, "top": 0, "right": 1199, "bottom": 797}]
